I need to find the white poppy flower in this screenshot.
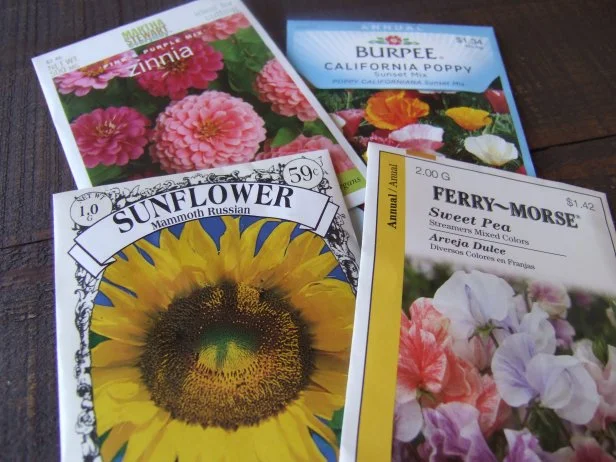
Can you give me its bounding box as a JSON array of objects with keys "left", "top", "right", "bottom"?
[{"left": 464, "top": 134, "right": 519, "bottom": 166}]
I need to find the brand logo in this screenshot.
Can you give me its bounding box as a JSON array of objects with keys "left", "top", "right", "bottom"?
[
  {"left": 121, "top": 19, "right": 169, "bottom": 48},
  {"left": 368, "top": 35, "right": 419, "bottom": 46}
]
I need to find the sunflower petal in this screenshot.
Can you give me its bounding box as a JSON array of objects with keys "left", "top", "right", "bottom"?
[
  {"left": 290, "top": 279, "right": 355, "bottom": 329},
  {"left": 100, "top": 422, "right": 134, "bottom": 461},
  {"left": 277, "top": 410, "right": 322, "bottom": 462},
  {"left": 311, "top": 357, "right": 349, "bottom": 396},
  {"left": 250, "top": 417, "right": 296, "bottom": 462},
  {"left": 169, "top": 420, "right": 228, "bottom": 462},
  {"left": 91, "top": 340, "right": 142, "bottom": 368},
  {"left": 290, "top": 402, "right": 337, "bottom": 455},
  {"left": 280, "top": 252, "right": 339, "bottom": 296},
  {"left": 302, "top": 388, "right": 345, "bottom": 420},
  {"left": 219, "top": 217, "right": 241, "bottom": 281},
  {"left": 122, "top": 410, "right": 170, "bottom": 462},
  {"left": 225, "top": 427, "right": 259, "bottom": 462},
  {"left": 181, "top": 220, "right": 222, "bottom": 284},
  {"left": 243, "top": 221, "right": 295, "bottom": 287},
  {"left": 91, "top": 306, "right": 150, "bottom": 345}
]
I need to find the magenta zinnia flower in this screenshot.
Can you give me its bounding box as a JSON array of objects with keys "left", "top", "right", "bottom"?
[
  {"left": 150, "top": 91, "right": 266, "bottom": 173},
  {"left": 198, "top": 13, "right": 250, "bottom": 42},
  {"left": 54, "top": 51, "right": 138, "bottom": 96},
  {"left": 254, "top": 59, "right": 318, "bottom": 122},
  {"left": 256, "top": 134, "right": 353, "bottom": 175},
  {"left": 135, "top": 39, "right": 223, "bottom": 100},
  {"left": 70, "top": 106, "right": 150, "bottom": 168}
]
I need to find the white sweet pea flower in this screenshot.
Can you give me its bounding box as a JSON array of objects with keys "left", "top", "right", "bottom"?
[
  {"left": 433, "top": 270, "right": 516, "bottom": 340},
  {"left": 527, "top": 280, "right": 571, "bottom": 318},
  {"left": 464, "top": 134, "right": 519, "bottom": 166},
  {"left": 519, "top": 304, "right": 557, "bottom": 354}
]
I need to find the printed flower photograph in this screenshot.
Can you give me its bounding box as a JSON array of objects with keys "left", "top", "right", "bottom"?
[
  {"left": 315, "top": 81, "right": 527, "bottom": 173},
  {"left": 54, "top": 13, "right": 358, "bottom": 186},
  {"left": 393, "top": 258, "right": 616, "bottom": 461},
  {"left": 89, "top": 216, "right": 354, "bottom": 461}
]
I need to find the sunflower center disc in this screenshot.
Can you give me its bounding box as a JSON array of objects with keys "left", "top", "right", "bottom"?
[{"left": 140, "top": 282, "right": 314, "bottom": 430}]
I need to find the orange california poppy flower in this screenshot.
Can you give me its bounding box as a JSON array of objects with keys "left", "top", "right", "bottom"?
[
  {"left": 365, "top": 90, "right": 430, "bottom": 130},
  {"left": 445, "top": 107, "right": 492, "bottom": 131}
]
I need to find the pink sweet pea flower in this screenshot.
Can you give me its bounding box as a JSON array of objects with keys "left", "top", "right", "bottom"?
[
  {"left": 573, "top": 340, "right": 616, "bottom": 430},
  {"left": 386, "top": 35, "right": 403, "bottom": 45}
]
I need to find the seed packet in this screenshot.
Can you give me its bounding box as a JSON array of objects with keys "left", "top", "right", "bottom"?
[
  {"left": 33, "top": 1, "right": 367, "bottom": 207},
  {"left": 53, "top": 150, "right": 359, "bottom": 461},
  {"left": 341, "top": 142, "right": 616, "bottom": 461},
  {"left": 287, "top": 21, "right": 535, "bottom": 176}
]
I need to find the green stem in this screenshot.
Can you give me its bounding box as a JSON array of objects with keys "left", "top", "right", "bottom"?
[{"left": 489, "top": 330, "right": 501, "bottom": 348}]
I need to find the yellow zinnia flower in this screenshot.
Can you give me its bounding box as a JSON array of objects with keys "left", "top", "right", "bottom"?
[
  {"left": 90, "top": 217, "right": 354, "bottom": 461},
  {"left": 445, "top": 107, "right": 492, "bottom": 131}
]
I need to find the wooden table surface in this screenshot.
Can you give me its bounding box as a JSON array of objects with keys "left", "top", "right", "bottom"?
[{"left": 1, "top": 0, "right": 615, "bottom": 459}]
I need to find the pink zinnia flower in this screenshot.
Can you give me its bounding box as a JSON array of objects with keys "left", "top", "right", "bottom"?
[
  {"left": 254, "top": 59, "right": 318, "bottom": 122},
  {"left": 256, "top": 134, "right": 353, "bottom": 175},
  {"left": 150, "top": 91, "right": 266, "bottom": 173},
  {"left": 135, "top": 39, "right": 223, "bottom": 100},
  {"left": 54, "top": 51, "right": 138, "bottom": 96},
  {"left": 485, "top": 89, "right": 509, "bottom": 114},
  {"left": 198, "top": 13, "right": 250, "bottom": 42},
  {"left": 70, "top": 106, "right": 150, "bottom": 168}
]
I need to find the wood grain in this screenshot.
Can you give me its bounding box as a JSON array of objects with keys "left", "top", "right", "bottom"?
[{"left": 1, "top": 0, "right": 615, "bottom": 460}]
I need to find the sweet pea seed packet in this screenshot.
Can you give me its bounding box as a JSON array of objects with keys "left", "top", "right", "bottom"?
[
  {"left": 287, "top": 21, "right": 536, "bottom": 176},
  {"left": 341, "top": 143, "right": 616, "bottom": 461},
  {"left": 33, "top": 0, "right": 367, "bottom": 207},
  {"left": 53, "top": 150, "right": 359, "bottom": 461}
]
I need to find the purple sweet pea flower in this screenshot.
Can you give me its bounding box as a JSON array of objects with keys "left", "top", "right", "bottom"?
[
  {"left": 551, "top": 318, "right": 575, "bottom": 350},
  {"left": 421, "top": 402, "right": 497, "bottom": 462},
  {"left": 492, "top": 333, "right": 600, "bottom": 425},
  {"left": 503, "top": 429, "right": 544, "bottom": 462}
]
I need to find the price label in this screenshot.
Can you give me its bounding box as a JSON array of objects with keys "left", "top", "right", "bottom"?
[
  {"left": 70, "top": 192, "right": 113, "bottom": 227},
  {"left": 282, "top": 158, "right": 324, "bottom": 189}
]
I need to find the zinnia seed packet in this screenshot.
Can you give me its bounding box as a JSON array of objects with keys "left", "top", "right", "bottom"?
[
  {"left": 341, "top": 142, "right": 616, "bottom": 461},
  {"left": 53, "top": 150, "right": 359, "bottom": 461},
  {"left": 287, "top": 21, "right": 536, "bottom": 176},
  {"left": 33, "top": 1, "right": 367, "bottom": 208}
]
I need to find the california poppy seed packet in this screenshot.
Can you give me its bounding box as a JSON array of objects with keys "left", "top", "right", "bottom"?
[
  {"left": 287, "top": 21, "right": 535, "bottom": 176},
  {"left": 53, "top": 150, "right": 359, "bottom": 461},
  {"left": 341, "top": 143, "right": 616, "bottom": 461},
  {"left": 33, "top": 0, "right": 367, "bottom": 207}
]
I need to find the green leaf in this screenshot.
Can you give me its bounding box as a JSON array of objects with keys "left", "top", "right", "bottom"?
[
  {"left": 270, "top": 126, "right": 301, "bottom": 148},
  {"left": 87, "top": 164, "right": 125, "bottom": 186},
  {"left": 303, "top": 119, "right": 336, "bottom": 142},
  {"left": 593, "top": 337, "right": 609, "bottom": 365},
  {"left": 527, "top": 406, "right": 569, "bottom": 452},
  {"left": 89, "top": 331, "right": 110, "bottom": 349},
  {"left": 327, "top": 408, "right": 344, "bottom": 445},
  {"left": 210, "top": 26, "right": 274, "bottom": 96},
  {"left": 262, "top": 110, "right": 303, "bottom": 138}
]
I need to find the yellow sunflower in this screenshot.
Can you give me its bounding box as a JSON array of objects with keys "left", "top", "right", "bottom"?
[{"left": 90, "top": 217, "right": 355, "bottom": 461}]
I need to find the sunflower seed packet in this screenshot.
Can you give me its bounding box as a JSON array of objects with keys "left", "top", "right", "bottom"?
[
  {"left": 53, "top": 150, "right": 359, "bottom": 461},
  {"left": 287, "top": 21, "right": 535, "bottom": 176},
  {"left": 341, "top": 143, "right": 616, "bottom": 461},
  {"left": 33, "top": 1, "right": 367, "bottom": 208}
]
